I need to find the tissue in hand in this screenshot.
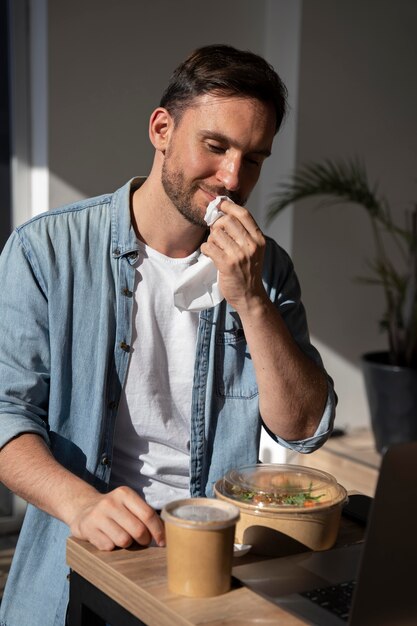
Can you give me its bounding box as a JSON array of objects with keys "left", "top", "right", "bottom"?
[{"left": 173, "top": 196, "right": 229, "bottom": 312}]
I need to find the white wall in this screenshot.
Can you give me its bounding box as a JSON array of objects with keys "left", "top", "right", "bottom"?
[{"left": 292, "top": 0, "right": 417, "bottom": 432}]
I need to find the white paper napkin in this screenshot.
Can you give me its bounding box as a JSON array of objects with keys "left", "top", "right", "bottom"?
[{"left": 173, "top": 196, "right": 229, "bottom": 312}]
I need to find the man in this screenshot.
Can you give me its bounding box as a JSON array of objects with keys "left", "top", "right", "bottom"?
[{"left": 0, "top": 44, "right": 335, "bottom": 624}]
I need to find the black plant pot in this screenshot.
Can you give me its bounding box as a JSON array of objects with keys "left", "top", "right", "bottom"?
[{"left": 361, "top": 351, "right": 417, "bottom": 453}]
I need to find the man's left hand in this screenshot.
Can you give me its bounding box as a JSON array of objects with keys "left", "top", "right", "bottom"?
[{"left": 200, "top": 199, "right": 266, "bottom": 311}]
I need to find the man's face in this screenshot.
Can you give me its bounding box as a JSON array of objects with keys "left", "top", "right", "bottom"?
[{"left": 161, "top": 94, "right": 276, "bottom": 227}]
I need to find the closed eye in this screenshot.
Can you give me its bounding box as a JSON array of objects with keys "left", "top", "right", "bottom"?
[
  {"left": 207, "top": 144, "right": 260, "bottom": 166},
  {"left": 245, "top": 156, "right": 262, "bottom": 167},
  {"left": 207, "top": 143, "right": 226, "bottom": 154}
]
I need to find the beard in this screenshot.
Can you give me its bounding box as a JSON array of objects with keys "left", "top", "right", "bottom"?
[
  {"left": 161, "top": 159, "right": 206, "bottom": 227},
  {"left": 161, "top": 150, "right": 243, "bottom": 228}
]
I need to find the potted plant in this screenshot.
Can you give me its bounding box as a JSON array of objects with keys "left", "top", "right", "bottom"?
[{"left": 267, "top": 158, "right": 417, "bottom": 453}]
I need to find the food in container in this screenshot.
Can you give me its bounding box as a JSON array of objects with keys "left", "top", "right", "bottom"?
[{"left": 214, "top": 464, "right": 348, "bottom": 555}]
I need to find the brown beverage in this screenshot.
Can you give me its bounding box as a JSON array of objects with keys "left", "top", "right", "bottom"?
[{"left": 161, "top": 497, "right": 240, "bottom": 597}]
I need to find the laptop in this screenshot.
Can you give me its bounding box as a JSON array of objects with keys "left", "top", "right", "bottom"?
[{"left": 233, "top": 440, "right": 417, "bottom": 625}]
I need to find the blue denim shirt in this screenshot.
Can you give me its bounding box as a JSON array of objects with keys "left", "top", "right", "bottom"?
[{"left": 0, "top": 178, "right": 335, "bottom": 625}]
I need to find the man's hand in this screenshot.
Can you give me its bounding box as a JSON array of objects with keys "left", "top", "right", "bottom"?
[
  {"left": 201, "top": 199, "right": 266, "bottom": 312},
  {"left": 0, "top": 433, "right": 165, "bottom": 552},
  {"left": 69, "top": 486, "right": 165, "bottom": 551},
  {"left": 201, "top": 199, "right": 328, "bottom": 442}
]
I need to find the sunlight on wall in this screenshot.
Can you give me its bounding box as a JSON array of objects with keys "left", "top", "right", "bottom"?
[
  {"left": 260, "top": 430, "right": 289, "bottom": 464},
  {"left": 48, "top": 172, "right": 87, "bottom": 210},
  {"left": 314, "top": 336, "right": 371, "bottom": 433},
  {"left": 31, "top": 166, "right": 49, "bottom": 216}
]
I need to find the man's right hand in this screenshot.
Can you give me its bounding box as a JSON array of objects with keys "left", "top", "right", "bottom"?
[
  {"left": 0, "top": 433, "right": 165, "bottom": 552},
  {"left": 69, "top": 486, "right": 165, "bottom": 551}
]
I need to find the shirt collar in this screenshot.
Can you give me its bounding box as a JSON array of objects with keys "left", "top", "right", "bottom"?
[{"left": 111, "top": 176, "right": 146, "bottom": 260}]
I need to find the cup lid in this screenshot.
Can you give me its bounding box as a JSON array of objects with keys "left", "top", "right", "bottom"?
[{"left": 161, "top": 497, "right": 240, "bottom": 530}]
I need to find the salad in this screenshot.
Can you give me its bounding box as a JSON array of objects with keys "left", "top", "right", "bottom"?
[{"left": 230, "top": 482, "right": 325, "bottom": 508}]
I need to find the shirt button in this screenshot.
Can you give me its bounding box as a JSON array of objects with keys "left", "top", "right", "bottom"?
[
  {"left": 120, "top": 341, "right": 130, "bottom": 352},
  {"left": 100, "top": 454, "right": 110, "bottom": 466},
  {"left": 108, "top": 400, "right": 117, "bottom": 410},
  {"left": 113, "top": 248, "right": 121, "bottom": 256},
  {"left": 122, "top": 287, "right": 133, "bottom": 297}
]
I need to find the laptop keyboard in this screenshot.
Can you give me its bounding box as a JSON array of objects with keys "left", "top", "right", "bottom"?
[{"left": 301, "top": 580, "right": 356, "bottom": 621}]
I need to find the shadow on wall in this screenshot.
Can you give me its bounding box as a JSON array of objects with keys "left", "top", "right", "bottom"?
[
  {"left": 275, "top": 0, "right": 417, "bottom": 369},
  {"left": 292, "top": 202, "right": 387, "bottom": 366},
  {"left": 47, "top": 0, "right": 267, "bottom": 207}
]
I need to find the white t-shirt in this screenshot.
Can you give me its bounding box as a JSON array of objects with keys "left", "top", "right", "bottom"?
[{"left": 110, "top": 241, "right": 200, "bottom": 509}]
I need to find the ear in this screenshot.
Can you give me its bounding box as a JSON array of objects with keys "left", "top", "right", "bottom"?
[{"left": 149, "top": 107, "right": 174, "bottom": 153}]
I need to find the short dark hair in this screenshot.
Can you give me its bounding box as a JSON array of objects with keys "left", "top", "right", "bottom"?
[{"left": 160, "top": 44, "right": 288, "bottom": 134}]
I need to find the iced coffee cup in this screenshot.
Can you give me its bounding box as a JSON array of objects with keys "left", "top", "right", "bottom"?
[{"left": 161, "top": 497, "right": 240, "bottom": 597}]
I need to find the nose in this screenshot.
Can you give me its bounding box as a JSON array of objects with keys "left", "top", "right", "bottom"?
[{"left": 216, "top": 154, "right": 241, "bottom": 192}]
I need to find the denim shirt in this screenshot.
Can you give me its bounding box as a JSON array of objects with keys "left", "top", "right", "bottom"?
[{"left": 0, "top": 178, "right": 335, "bottom": 626}]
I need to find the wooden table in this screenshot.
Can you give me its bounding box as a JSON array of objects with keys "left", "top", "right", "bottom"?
[{"left": 67, "top": 515, "right": 365, "bottom": 626}]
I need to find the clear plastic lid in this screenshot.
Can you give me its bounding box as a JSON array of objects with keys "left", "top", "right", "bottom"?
[
  {"left": 216, "top": 464, "right": 346, "bottom": 511},
  {"left": 161, "top": 497, "right": 240, "bottom": 529}
]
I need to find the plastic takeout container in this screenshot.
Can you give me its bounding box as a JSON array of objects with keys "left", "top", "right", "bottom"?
[{"left": 214, "top": 464, "right": 347, "bottom": 554}]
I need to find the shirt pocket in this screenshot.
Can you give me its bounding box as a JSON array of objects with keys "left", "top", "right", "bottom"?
[{"left": 215, "top": 327, "right": 259, "bottom": 399}]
